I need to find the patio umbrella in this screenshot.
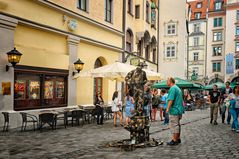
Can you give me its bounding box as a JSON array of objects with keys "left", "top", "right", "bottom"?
[
  {"left": 151, "top": 77, "right": 202, "bottom": 89},
  {"left": 73, "top": 61, "right": 162, "bottom": 81}
]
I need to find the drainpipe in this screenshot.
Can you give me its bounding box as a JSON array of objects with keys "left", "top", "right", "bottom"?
[{"left": 157, "top": 0, "right": 160, "bottom": 72}]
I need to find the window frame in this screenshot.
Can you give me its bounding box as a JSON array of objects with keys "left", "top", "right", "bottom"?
[
  {"left": 166, "top": 23, "right": 176, "bottom": 36},
  {"left": 77, "top": 0, "right": 88, "bottom": 12},
  {"left": 193, "top": 52, "right": 199, "bottom": 61},
  {"left": 214, "top": 2, "right": 222, "bottom": 11},
  {"left": 135, "top": 5, "right": 140, "bottom": 19},
  {"left": 212, "top": 62, "right": 221, "bottom": 72},
  {"left": 146, "top": 1, "right": 150, "bottom": 23},
  {"left": 105, "top": 0, "right": 113, "bottom": 23},
  {"left": 196, "top": 2, "right": 202, "bottom": 9},
  {"left": 193, "top": 37, "right": 199, "bottom": 46},
  {"left": 213, "top": 45, "right": 222, "bottom": 56},
  {"left": 213, "top": 31, "right": 222, "bottom": 41},
  {"left": 195, "top": 12, "right": 201, "bottom": 19},
  {"left": 165, "top": 44, "right": 176, "bottom": 58},
  {"left": 193, "top": 23, "right": 200, "bottom": 32},
  {"left": 236, "top": 59, "right": 239, "bottom": 69},
  {"left": 236, "top": 42, "right": 239, "bottom": 52},
  {"left": 213, "top": 17, "right": 222, "bottom": 27}
]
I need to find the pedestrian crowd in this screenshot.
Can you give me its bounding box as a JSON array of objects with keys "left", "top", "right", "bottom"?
[{"left": 208, "top": 81, "right": 239, "bottom": 133}]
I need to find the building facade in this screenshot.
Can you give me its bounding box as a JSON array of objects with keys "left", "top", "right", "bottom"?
[
  {"left": 124, "top": 0, "right": 158, "bottom": 72},
  {"left": 206, "top": 0, "right": 226, "bottom": 84},
  {"left": 188, "top": 0, "right": 208, "bottom": 85},
  {"left": 0, "top": 0, "right": 123, "bottom": 127},
  {"left": 225, "top": 0, "right": 239, "bottom": 83},
  {"left": 158, "top": 0, "right": 187, "bottom": 79}
]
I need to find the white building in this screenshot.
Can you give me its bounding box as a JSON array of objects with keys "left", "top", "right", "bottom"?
[{"left": 158, "top": 0, "right": 187, "bottom": 79}]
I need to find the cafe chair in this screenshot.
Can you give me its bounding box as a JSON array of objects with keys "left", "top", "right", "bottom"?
[
  {"left": 2, "top": 112, "right": 9, "bottom": 132},
  {"left": 20, "top": 112, "right": 38, "bottom": 131},
  {"left": 67, "top": 110, "right": 85, "bottom": 127},
  {"left": 38, "top": 113, "right": 56, "bottom": 131},
  {"left": 104, "top": 107, "right": 113, "bottom": 120}
]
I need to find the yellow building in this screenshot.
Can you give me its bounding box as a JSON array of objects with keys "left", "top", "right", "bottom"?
[
  {"left": 124, "top": 0, "right": 158, "bottom": 72},
  {"left": 0, "top": 0, "right": 123, "bottom": 127}
]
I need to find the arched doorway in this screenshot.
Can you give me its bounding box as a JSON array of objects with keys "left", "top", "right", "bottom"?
[
  {"left": 209, "top": 78, "right": 224, "bottom": 84},
  {"left": 93, "top": 58, "right": 103, "bottom": 99}
]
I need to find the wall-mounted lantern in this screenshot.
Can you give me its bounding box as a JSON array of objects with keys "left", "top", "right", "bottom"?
[
  {"left": 72, "top": 58, "right": 84, "bottom": 76},
  {"left": 6, "top": 47, "right": 22, "bottom": 71}
]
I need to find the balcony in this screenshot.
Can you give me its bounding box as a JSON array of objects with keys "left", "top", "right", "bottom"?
[{"left": 188, "top": 60, "right": 204, "bottom": 65}]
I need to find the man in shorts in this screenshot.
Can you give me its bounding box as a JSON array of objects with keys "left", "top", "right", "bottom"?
[{"left": 166, "top": 77, "right": 184, "bottom": 145}]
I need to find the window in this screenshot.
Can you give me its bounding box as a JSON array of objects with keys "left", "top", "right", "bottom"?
[
  {"left": 14, "top": 67, "right": 68, "bottom": 110},
  {"left": 94, "top": 58, "right": 103, "bottom": 98},
  {"left": 126, "top": 29, "right": 133, "bottom": 52},
  {"left": 78, "top": 0, "right": 87, "bottom": 11},
  {"left": 237, "top": 10, "right": 239, "bottom": 21},
  {"left": 195, "top": 12, "right": 201, "bottom": 19},
  {"left": 128, "top": 0, "right": 132, "bottom": 14},
  {"left": 193, "top": 52, "right": 199, "bottom": 61},
  {"left": 166, "top": 44, "right": 176, "bottom": 58},
  {"left": 137, "top": 41, "right": 143, "bottom": 56},
  {"left": 213, "top": 31, "right": 222, "bottom": 41},
  {"left": 135, "top": 5, "right": 140, "bottom": 19},
  {"left": 236, "top": 42, "right": 239, "bottom": 52},
  {"left": 212, "top": 62, "right": 221, "bottom": 72},
  {"left": 236, "top": 59, "right": 239, "bottom": 69},
  {"left": 153, "top": 48, "right": 156, "bottom": 63},
  {"left": 167, "top": 24, "right": 176, "bottom": 36},
  {"left": 194, "top": 37, "right": 199, "bottom": 46},
  {"left": 213, "top": 17, "right": 222, "bottom": 27},
  {"left": 105, "top": 0, "right": 113, "bottom": 23},
  {"left": 196, "top": 3, "right": 202, "bottom": 8},
  {"left": 192, "top": 67, "right": 199, "bottom": 76},
  {"left": 194, "top": 24, "right": 200, "bottom": 32},
  {"left": 145, "top": 45, "right": 150, "bottom": 60},
  {"left": 146, "top": 1, "right": 150, "bottom": 23},
  {"left": 236, "top": 26, "right": 239, "bottom": 35},
  {"left": 215, "top": 2, "right": 222, "bottom": 11},
  {"left": 213, "top": 46, "right": 222, "bottom": 56}
]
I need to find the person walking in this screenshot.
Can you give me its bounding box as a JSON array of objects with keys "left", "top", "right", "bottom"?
[
  {"left": 166, "top": 77, "right": 184, "bottom": 145},
  {"left": 124, "top": 91, "right": 135, "bottom": 126},
  {"left": 208, "top": 84, "right": 221, "bottom": 125},
  {"left": 94, "top": 92, "right": 104, "bottom": 125},
  {"left": 143, "top": 87, "right": 152, "bottom": 118},
  {"left": 220, "top": 81, "right": 232, "bottom": 124},
  {"left": 229, "top": 86, "right": 239, "bottom": 132},
  {"left": 111, "top": 91, "right": 123, "bottom": 127},
  {"left": 151, "top": 89, "right": 160, "bottom": 122},
  {"left": 160, "top": 89, "right": 169, "bottom": 125}
]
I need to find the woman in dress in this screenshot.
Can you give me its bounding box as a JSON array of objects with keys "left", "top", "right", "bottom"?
[
  {"left": 94, "top": 92, "right": 104, "bottom": 125},
  {"left": 125, "top": 90, "right": 135, "bottom": 126},
  {"left": 112, "top": 91, "right": 123, "bottom": 127}
]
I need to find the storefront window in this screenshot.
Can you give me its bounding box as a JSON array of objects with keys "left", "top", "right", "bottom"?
[
  {"left": 14, "top": 66, "right": 68, "bottom": 110},
  {"left": 14, "top": 80, "right": 26, "bottom": 100},
  {"left": 44, "top": 81, "right": 54, "bottom": 99},
  {"left": 29, "top": 81, "right": 40, "bottom": 99},
  {"left": 56, "top": 81, "right": 64, "bottom": 98}
]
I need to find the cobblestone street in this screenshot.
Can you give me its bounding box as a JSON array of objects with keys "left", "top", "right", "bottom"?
[{"left": 0, "top": 108, "right": 239, "bottom": 159}]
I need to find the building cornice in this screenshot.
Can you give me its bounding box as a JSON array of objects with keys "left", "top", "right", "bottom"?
[
  {"left": 208, "top": 11, "right": 226, "bottom": 17},
  {"left": 0, "top": 12, "right": 123, "bottom": 53},
  {"left": 37, "top": 0, "right": 124, "bottom": 36},
  {"left": 226, "top": 3, "right": 239, "bottom": 10}
]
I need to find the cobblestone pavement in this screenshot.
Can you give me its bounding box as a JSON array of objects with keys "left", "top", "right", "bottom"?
[{"left": 0, "top": 108, "right": 239, "bottom": 159}]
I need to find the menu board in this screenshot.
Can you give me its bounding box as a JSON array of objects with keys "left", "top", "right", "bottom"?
[
  {"left": 56, "top": 81, "right": 64, "bottom": 98},
  {"left": 14, "top": 80, "right": 25, "bottom": 100},
  {"left": 44, "top": 81, "right": 53, "bottom": 99},
  {"left": 29, "top": 81, "right": 40, "bottom": 99}
]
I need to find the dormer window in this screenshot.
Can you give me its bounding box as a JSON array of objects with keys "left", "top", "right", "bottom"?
[
  {"left": 215, "top": 2, "right": 222, "bottom": 11},
  {"left": 196, "top": 2, "right": 202, "bottom": 8}
]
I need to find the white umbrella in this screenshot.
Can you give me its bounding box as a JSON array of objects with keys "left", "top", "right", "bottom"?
[{"left": 73, "top": 61, "right": 162, "bottom": 81}]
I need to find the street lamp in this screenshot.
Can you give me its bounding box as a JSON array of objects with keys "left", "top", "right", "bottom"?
[
  {"left": 72, "top": 58, "right": 84, "bottom": 76},
  {"left": 6, "top": 47, "right": 22, "bottom": 71}
]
